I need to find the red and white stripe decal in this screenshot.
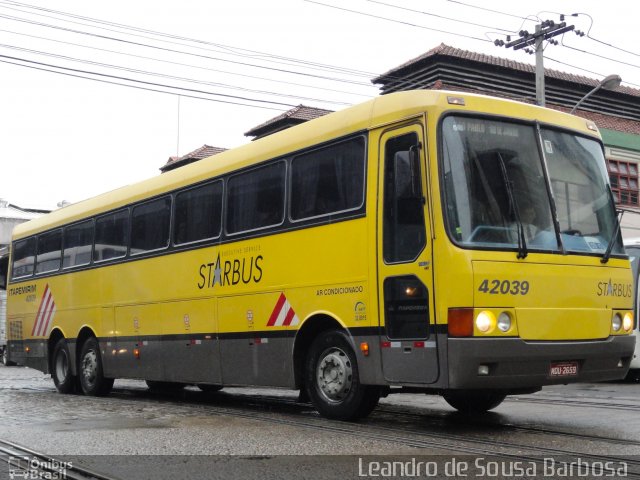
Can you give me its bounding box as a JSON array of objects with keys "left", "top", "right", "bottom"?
[
  {"left": 266, "top": 293, "right": 299, "bottom": 327},
  {"left": 31, "top": 284, "right": 56, "bottom": 337}
]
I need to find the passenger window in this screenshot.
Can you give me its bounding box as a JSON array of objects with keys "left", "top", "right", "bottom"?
[
  {"left": 131, "top": 197, "right": 171, "bottom": 254},
  {"left": 174, "top": 182, "right": 222, "bottom": 245},
  {"left": 226, "top": 162, "right": 285, "bottom": 234},
  {"left": 290, "top": 137, "right": 365, "bottom": 220},
  {"left": 94, "top": 209, "right": 129, "bottom": 261},
  {"left": 63, "top": 220, "right": 93, "bottom": 268},
  {"left": 11, "top": 237, "right": 36, "bottom": 279},
  {"left": 383, "top": 132, "right": 426, "bottom": 263},
  {"left": 36, "top": 230, "right": 62, "bottom": 274}
]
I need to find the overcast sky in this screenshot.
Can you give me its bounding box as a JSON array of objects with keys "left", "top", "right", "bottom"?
[{"left": 1, "top": 0, "right": 637, "bottom": 210}]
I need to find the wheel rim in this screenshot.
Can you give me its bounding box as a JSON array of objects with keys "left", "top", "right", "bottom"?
[
  {"left": 316, "top": 347, "right": 353, "bottom": 403},
  {"left": 55, "top": 349, "right": 69, "bottom": 382},
  {"left": 81, "top": 348, "right": 98, "bottom": 387}
]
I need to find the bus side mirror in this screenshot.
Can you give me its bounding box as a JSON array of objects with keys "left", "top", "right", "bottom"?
[{"left": 394, "top": 144, "right": 423, "bottom": 200}]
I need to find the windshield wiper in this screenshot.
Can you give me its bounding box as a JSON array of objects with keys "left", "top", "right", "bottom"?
[
  {"left": 601, "top": 197, "right": 624, "bottom": 264},
  {"left": 496, "top": 153, "right": 528, "bottom": 259}
]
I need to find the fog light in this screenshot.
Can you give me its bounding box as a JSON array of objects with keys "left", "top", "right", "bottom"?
[
  {"left": 623, "top": 313, "right": 633, "bottom": 332},
  {"left": 612, "top": 313, "right": 622, "bottom": 332},
  {"left": 478, "top": 365, "right": 490, "bottom": 376},
  {"left": 497, "top": 312, "right": 512, "bottom": 332},
  {"left": 475, "top": 311, "right": 495, "bottom": 333}
]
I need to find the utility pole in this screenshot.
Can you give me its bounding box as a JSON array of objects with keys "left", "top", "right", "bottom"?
[
  {"left": 534, "top": 24, "right": 545, "bottom": 107},
  {"left": 495, "top": 20, "right": 575, "bottom": 107}
]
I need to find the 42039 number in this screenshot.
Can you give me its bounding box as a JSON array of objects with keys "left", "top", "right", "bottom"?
[{"left": 478, "top": 279, "right": 530, "bottom": 295}]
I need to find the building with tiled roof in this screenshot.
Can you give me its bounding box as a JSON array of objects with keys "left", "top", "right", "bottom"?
[
  {"left": 0, "top": 199, "right": 49, "bottom": 249},
  {"left": 373, "top": 43, "right": 640, "bottom": 237},
  {"left": 160, "top": 144, "right": 228, "bottom": 173},
  {"left": 245, "top": 105, "right": 333, "bottom": 140},
  {"left": 373, "top": 43, "right": 640, "bottom": 124}
]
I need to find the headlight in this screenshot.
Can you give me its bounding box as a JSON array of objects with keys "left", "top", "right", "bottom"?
[
  {"left": 497, "top": 312, "right": 512, "bottom": 332},
  {"left": 612, "top": 313, "right": 622, "bottom": 332},
  {"left": 623, "top": 312, "right": 634, "bottom": 332},
  {"left": 475, "top": 311, "right": 495, "bottom": 333}
]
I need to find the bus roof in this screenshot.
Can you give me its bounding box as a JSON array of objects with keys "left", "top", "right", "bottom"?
[{"left": 13, "top": 89, "right": 598, "bottom": 240}]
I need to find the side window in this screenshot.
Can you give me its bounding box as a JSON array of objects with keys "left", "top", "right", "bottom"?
[
  {"left": 174, "top": 182, "right": 222, "bottom": 245},
  {"left": 36, "top": 230, "right": 62, "bottom": 274},
  {"left": 131, "top": 197, "right": 171, "bottom": 254},
  {"left": 383, "top": 132, "right": 426, "bottom": 263},
  {"left": 11, "top": 237, "right": 36, "bottom": 279},
  {"left": 63, "top": 220, "right": 93, "bottom": 268},
  {"left": 290, "top": 137, "right": 366, "bottom": 220},
  {"left": 94, "top": 209, "right": 129, "bottom": 262},
  {"left": 227, "top": 162, "right": 285, "bottom": 234}
]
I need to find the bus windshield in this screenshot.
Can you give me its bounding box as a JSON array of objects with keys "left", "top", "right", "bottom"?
[{"left": 441, "top": 116, "right": 622, "bottom": 256}]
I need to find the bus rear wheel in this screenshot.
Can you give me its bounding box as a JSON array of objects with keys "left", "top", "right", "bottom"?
[
  {"left": 51, "top": 338, "right": 75, "bottom": 394},
  {"left": 442, "top": 390, "right": 506, "bottom": 413},
  {"left": 78, "top": 337, "right": 114, "bottom": 396},
  {"left": 305, "top": 330, "right": 380, "bottom": 421}
]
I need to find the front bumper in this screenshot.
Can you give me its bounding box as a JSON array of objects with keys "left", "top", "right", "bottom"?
[{"left": 447, "top": 335, "right": 636, "bottom": 389}]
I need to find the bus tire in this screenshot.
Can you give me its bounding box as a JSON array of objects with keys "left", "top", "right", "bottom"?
[
  {"left": 442, "top": 390, "right": 506, "bottom": 413},
  {"left": 78, "top": 337, "right": 114, "bottom": 396},
  {"left": 52, "top": 338, "right": 75, "bottom": 394},
  {"left": 305, "top": 330, "right": 380, "bottom": 421}
]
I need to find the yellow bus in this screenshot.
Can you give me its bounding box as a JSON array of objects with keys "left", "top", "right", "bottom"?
[{"left": 3, "top": 90, "right": 636, "bottom": 420}]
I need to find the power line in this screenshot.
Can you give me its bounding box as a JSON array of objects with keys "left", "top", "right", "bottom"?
[
  {"left": 0, "top": 43, "right": 355, "bottom": 106},
  {"left": 0, "top": 53, "right": 301, "bottom": 108},
  {"left": 445, "top": 0, "right": 530, "bottom": 21},
  {"left": 0, "top": 0, "right": 382, "bottom": 80},
  {"left": 0, "top": 57, "right": 287, "bottom": 111},
  {"left": 0, "top": 12, "right": 374, "bottom": 87},
  {"left": 365, "top": 0, "right": 515, "bottom": 33},
  {"left": 545, "top": 55, "right": 640, "bottom": 89},
  {"left": 0, "top": 28, "right": 374, "bottom": 99},
  {"left": 560, "top": 37, "right": 640, "bottom": 71},
  {"left": 304, "top": 0, "right": 492, "bottom": 43}
]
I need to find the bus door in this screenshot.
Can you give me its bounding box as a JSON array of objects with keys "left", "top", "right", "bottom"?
[{"left": 377, "top": 123, "right": 438, "bottom": 384}]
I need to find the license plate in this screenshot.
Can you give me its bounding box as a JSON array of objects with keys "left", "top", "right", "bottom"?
[{"left": 549, "top": 361, "right": 579, "bottom": 377}]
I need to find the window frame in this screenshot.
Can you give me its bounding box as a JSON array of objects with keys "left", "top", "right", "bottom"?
[
  {"left": 130, "top": 195, "right": 172, "bottom": 256},
  {"left": 35, "top": 228, "right": 63, "bottom": 275},
  {"left": 62, "top": 219, "right": 95, "bottom": 270},
  {"left": 288, "top": 135, "right": 367, "bottom": 223},
  {"left": 173, "top": 180, "right": 224, "bottom": 247},
  {"left": 93, "top": 208, "right": 130, "bottom": 264},
  {"left": 11, "top": 237, "right": 37, "bottom": 280},
  {"left": 225, "top": 160, "right": 287, "bottom": 236}
]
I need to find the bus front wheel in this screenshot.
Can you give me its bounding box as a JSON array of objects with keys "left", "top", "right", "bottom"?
[
  {"left": 51, "top": 338, "right": 75, "bottom": 394},
  {"left": 78, "top": 337, "right": 114, "bottom": 396},
  {"left": 442, "top": 390, "right": 506, "bottom": 413},
  {"left": 305, "top": 330, "right": 380, "bottom": 421}
]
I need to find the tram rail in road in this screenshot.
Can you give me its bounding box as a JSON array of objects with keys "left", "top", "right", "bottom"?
[{"left": 0, "top": 438, "right": 119, "bottom": 480}]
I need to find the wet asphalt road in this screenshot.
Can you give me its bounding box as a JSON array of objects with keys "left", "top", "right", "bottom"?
[{"left": 0, "top": 364, "right": 639, "bottom": 479}]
